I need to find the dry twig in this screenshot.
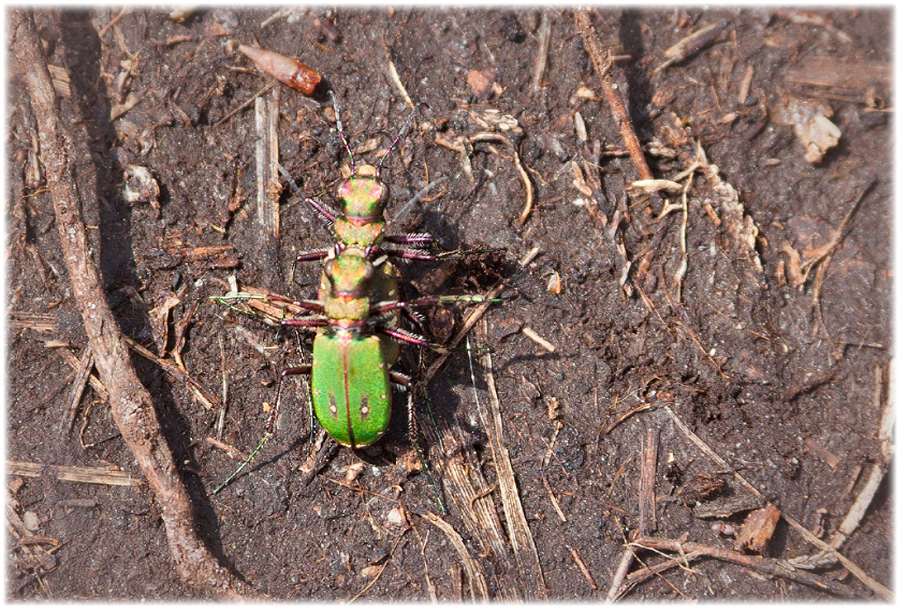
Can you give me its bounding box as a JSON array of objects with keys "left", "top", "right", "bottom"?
[
  {"left": 122, "top": 335, "right": 220, "bottom": 410},
  {"left": 477, "top": 321, "right": 548, "bottom": 598},
  {"left": 386, "top": 58, "right": 415, "bottom": 109},
  {"left": 663, "top": 404, "right": 891, "bottom": 600},
  {"left": 9, "top": 10, "right": 250, "bottom": 597},
  {"left": 531, "top": 12, "right": 551, "bottom": 92},
  {"left": 574, "top": 9, "right": 654, "bottom": 182},
  {"left": 569, "top": 547, "right": 598, "bottom": 590},
  {"left": 655, "top": 22, "right": 726, "bottom": 73},
  {"left": 419, "top": 512, "right": 489, "bottom": 601},
  {"left": 638, "top": 429, "right": 659, "bottom": 535},
  {"left": 255, "top": 92, "right": 281, "bottom": 285},
  {"left": 629, "top": 537, "right": 857, "bottom": 597},
  {"left": 470, "top": 132, "right": 534, "bottom": 224},
  {"left": 8, "top": 460, "right": 142, "bottom": 487},
  {"left": 64, "top": 347, "right": 94, "bottom": 433},
  {"left": 212, "top": 83, "right": 274, "bottom": 128}
]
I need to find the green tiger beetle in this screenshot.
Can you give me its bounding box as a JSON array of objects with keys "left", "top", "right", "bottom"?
[
  {"left": 213, "top": 92, "right": 500, "bottom": 504},
  {"left": 213, "top": 245, "right": 497, "bottom": 497}
]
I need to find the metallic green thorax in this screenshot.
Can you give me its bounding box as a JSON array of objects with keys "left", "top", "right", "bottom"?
[
  {"left": 312, "top": 247, "right": 395, "bottom": 448},
  {"left": 317, "top": 249, "right": 399, "bottom": 364},
  {"left": 333, "top": 165, "right": 388, "bottom": 248}
]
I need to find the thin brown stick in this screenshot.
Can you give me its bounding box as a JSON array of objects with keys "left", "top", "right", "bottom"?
[
  {"left": 52, "top": 345, "right": 109, "bottom": 402},
  {"left": 215, "top": 334, "right": 228, "bottom": 441},
  {"left": 9, "top": 10, "right": 250, "bottom": 597},
  {"left": 531, "top": 12, "right": 551, "bottom": 92},
  {"left": 64, "top": 347, "right": 94, "bottom": 432},
  {"left": 212, "top": 82, "right": 274, "bottom": 128},
  {"left": 9, "top": 311, "right": 56, "bottom": 332},
  {"left": 569, "top": 547, "right": 597, "bottom": 590},
  {"left": 575, "top": 8, "right": 670, "bottom": 294},
  {"left": 606, "top": 538, "right": 637, "bottom": 601},
  {"left": 655, "top": 22, "right": 726, "bottom": 73},
  {"left": 122, "top": 335, "right": 219, "bottom": 410},
  {"left": 386, "top": 58, "right": 415, "bottom": 109},
  {"left": 97, "top": 7, "right": 130, "bottom": 39},
  {"left": 479, "top": 321, "right": 548, "bottom": 599},
  {"left": 631, "top": 537, "right": 857, "bottom": 598},
  {"left": 469, "top": 132, "right": 534, "bottom": 224},
  {"left": 205, "top": 437, "right": 247, "bottom": 462},
  {"left": 254, "top": 92, "right": 281, "bottom": 285},
  {"left": 541, "top": 476, "right": 567, "bottom": 522},
  {"left": 574, "top": 9, "right": 654, "bottom": 182},
  {"left": 638, "top": 428, "right": 659, "bottom": 535},
  {"left": 621, "top": 550, "right": 704, "bottom": 594}
]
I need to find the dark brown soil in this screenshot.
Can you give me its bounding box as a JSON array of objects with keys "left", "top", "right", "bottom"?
[{"left": 7, "top": 7, "right": 892, "bottom": 601}]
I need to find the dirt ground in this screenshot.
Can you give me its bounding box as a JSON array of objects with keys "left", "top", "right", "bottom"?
[{"left": 6, "top": 7, "right": 892, "bottom": 601}]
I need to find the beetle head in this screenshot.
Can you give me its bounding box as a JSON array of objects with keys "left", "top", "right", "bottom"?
[{"left": 336, "top": 164, "right": 389, "bottom": 223}]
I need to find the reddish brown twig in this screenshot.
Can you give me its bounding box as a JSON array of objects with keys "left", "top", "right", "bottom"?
[
  {"left": 10, "top": 9, "right": 251, "bottom": 598},
  {"left": 574, "top": 9, "right": 654, "bottom": 182},
  {"left": 575, "top": 9, "right": 669, "bottom": 288}
]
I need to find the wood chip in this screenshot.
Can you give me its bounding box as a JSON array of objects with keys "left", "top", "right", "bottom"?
[
  {"left": 734, "top": 504, "right": 781, "bottom": 555},
  {"left": 8, "top": 311, "right": 56, "bottom": 332},
  {"left": 522, "top": 326, "right": 556, "bottom": 353}
]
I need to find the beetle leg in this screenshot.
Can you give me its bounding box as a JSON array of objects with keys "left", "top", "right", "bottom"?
[
  {"left": 330, "top": 90, "right": 356, "bottom": 174},
  {"left": 270, "top": 365, "right": 313, "bottom": 433},
  {"left": 400, "top": 307, "right": 427, "bottom": 333},
  {"left": 373, "top": 294, "right": 497, "bottom": 315},
  {"left": 375, "top": 101, "right": 420, "bottom": 177},
  {"left": 265, "top": 293, "right": 326, "bottom": 314},
  {"left": 388, "top": 370, "right": 420, "bottom": 461},
  {"left": 379, "top": 327, "right": 430, "bottom": 347},
  {"left": 383, "top": 232, "right": 434, "bottom": 247},
  {"left": 295, "top": 248, "right": 332, "bottom": 263},
  {"left": 281, "top": 317, "right": 329, "bottom": 329},
  {"left": 384, "top": 246, "right": 500, "bottom": 261},
  {"left": 389, "top": 369, "right": 446, "bottom": 513},
  {"left": 213, "top": 364, "right": 313, "bottom": 495}
]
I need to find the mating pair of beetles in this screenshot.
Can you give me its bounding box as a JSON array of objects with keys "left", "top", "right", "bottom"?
[{"left": 213, "top": 93, "right": 497, "bottom": 494}]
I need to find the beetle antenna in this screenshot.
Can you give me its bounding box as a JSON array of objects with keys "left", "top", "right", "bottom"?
[
  {"left": 330, "top": 90, "right": 355, "bottom": 174},
  {"left": 376, "top": 102, "right": 420, "bottom": 178}
]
